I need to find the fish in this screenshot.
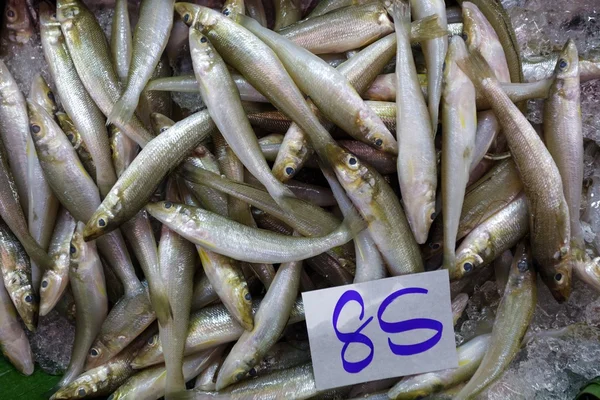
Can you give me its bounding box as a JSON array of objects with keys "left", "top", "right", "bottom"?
[
  {"left": 39, "top": 208, "right": 77, "bottom": 316},
  {"left": 109, "top": 125, "right": 138, "bottom": 177},
  {"left": 0, "top": 272, "right": 34, "bottom": 375},
  {"left": 278, "top": 2, "right": 393, "bottom": 54},
  {"left": 193, "top": 353, "right": 222, "bottom": 391},
  {"left": 56, "top": 0, "right": 155, "bottom": 147},
  {"left": 110, "top": 347, "right": 224, "bottom": 400},
  {"left": 409, "top": 0, "right": 448, "bottom": 134},
  {"left": 4, "top": 0, "right": 33, "bottom": 43},
  {"left": 455, "top": 241, "right": 536, "bottom": 399},
  {"left": 57, "top": 222, "right": 108, "bottom": 387},
  {"left": 131, "top": 298, "right": 305, "bottom": 369},
  {"left": 452, "top": 293, "right": 469, "bottom": 325},
  {"left": 273, "top": 0, "right": 301, "bottom": 30},
  {"left": 110, "top": 0, "right": 132, "bottom": 83},
  {"left": 28, "top": 100, "right": 142, "bottom": 297},
  {"left": 441, "top": 36, "right": 477, "bottom": 269},
  {"left": 56, "top": 112, "right": 97, "bottom": 180},
  {"left": 339, "top": 140, "right": 397, "bottom": 175},
  {"left": 157, "top": 180, "right": 197, "bottom": 398},
  {"left": 0, "top": 219, "right": 37, "bottom": 332},
  {"left": 40, "top": 2, "right": 118, "bottom": 198},
  {"left": 215, "top": 257, "right": 303, "bottom": 389},
  {"left": 27, "top": 74, "right": 60, "bottom": 292},
  {"left": 188, "top": 26, "right": 295, "bottom": 207},
  {"left": 51, "top": 327, "right": 157, "bottom": 400},
  {"left": 388, "top": 334, "right": 490, "bottom": 399},
  {"left": 468, "top": 110, "right": 501, "bottom": 172},
  {"left": 83, "top": 110, "right": 216, "bottom": 240},
  {"left": 390, "top": 0, "right": 437, "bottom": 244},
  {"left": 247, "top": 341, "right": 312, "bottom": 379},
  {"left": 452, "top": 193, "right": 528, "bottom": 281},
  {"left": 107, "top": 0, "right": 175, "bottom": 126},
  {"left": 137, "top": 56, "right": 173, "bottom": 128},
  {"left": 245, "top": 0, "right": 266, "bottom": 27},
  {"left": 0, "top": 59, "right": 31, "bottom": 215},
  {"left": 459, "top": 49, "right": 572, "bottom": 302}
]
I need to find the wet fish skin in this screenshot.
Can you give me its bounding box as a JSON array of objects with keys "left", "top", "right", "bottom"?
[
  {"left": 131, "top": 298, "right": 305, "bottom": 369},
  {"left": 109, "top": 125, "right": 138, "bottom": 178},
  {"left": 39, "top": 208, "right": 77, "bottom": 316},
  {"left": 56, "top": 112, "right": 97, "bottom": 180},
  {"left": 273, "top": 0, "right": 301, "bottom": 30},
  {"left": 40, "top": 3, "right": 118, "bottom": 197},
  {"left": 0, "top": 219, "right": 37, "bottom": 332},
  {"left": 0, "top": 272, "right": 34, "bottom": 375},
  {"left": 111, "top": 0, "right": 132, "bottom": 83},
  {"left": 391, "top": 0, "right": 437, "bottom": 244},
  {"left": 245, "top": 0, "right": 266, "bottom": 26},
  {"left": 107, "top": 0, "right": 175, "bottom": 126},
  {"left": 58, "top": 222, "right": 108, "bottom": 387},
  {"left": 4, "top": 0, "right": 34, "bottom": 43},
  {"left": 307, "top": 0, "right": 372, "bottom": 18},
  {"left": 56, "top": 0, "right": 155, "bottom": 147},
  {"left": 456, "top": 241, "right": 536, "bottom": 399},
  {"left": 83, "top": 110, "right": 216, "bottom": 241},
  {"left": 441, "top": 36, "right": 477, "bottom": 269}
]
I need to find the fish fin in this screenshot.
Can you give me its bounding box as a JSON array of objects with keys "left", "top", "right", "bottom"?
[
  {"left": 411, "top": 15, "right": 448, "bottom": 41},
  {"left": 107, "top": 90, "right": 138, "bottom": 126},
  {"left": 457, "top": 49, "right": 497, "bottom": 88},
  {"left": 385, "top": 0, "right": 411, "bottom": 26},
  {"left": 152, "top": 289, "right": 174, "bottom": 325}
]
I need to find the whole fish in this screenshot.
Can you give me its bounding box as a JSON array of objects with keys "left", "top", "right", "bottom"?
[
  {"left": 456, "top": 241, "right": 536, "bottom": 399},
  {"left": 110, "top": 0, "right": 132, "bottom": 83},
  {"left": 0, "top": 59, "right": 31, "bottom": 215},
  {"left": 409, "top": 0, "right": 448, "bottom": 134},
  {"left": 0, "top": 219, "right": 36, "bottom": 332},
  {"left": 0, "top": 273, "right": 34, "bottom": 375},
  {"left": 216, "top": 257, "right": 303, "bottom": 389},
  {"left": 27, "top": 74, "right": 60, "bottom": 292},
  {"left": 110, "top": 347, "right": 223, "bottom": 400},
  {"left": 4, "top": 0, "right": 34, "bottom": 43},
  {"left": 307, "top": 0, "right": 372, "bottom": 18},
  {"left": 157, "top": 180, "right": 197, "bottom": 398},
  {"left": 107, "top": 0, "right": 175, "bottom": 126},
  {"left": 441, "top": 36, "right": 477, "bottom": 269},
  {"left": 39, "top": 208, "right": 76, "bottom": 316},
  {"left": 51, "top": 328, "right": 157, "bottom": 400},
  {"left": 131, "top": 298, "right": 305, "bottom": 369},
  {"left": 273, "top": 0, "right": 301, "bottom": 30},
  {"left": 278, "top": 2, "right": 394, "bottom": 54},
  {"left": 146, "top": 201, "right": 363, "bottom": 264},
  {"left": 83, "top": 110, "right": 216, "bottom": 240},
  {"left": 56, "top": 112, "right": 97, "bottom": 179},
  {"left": 388, "top": 334, "right": 490, "bottom": 399},
  {"left": 452, "top": 193, "right": 528, "bottom": 280},
  {"left": 459, "top": 50, "right": 572, "bottom": 302},
  {"left": 28, "top": 100, "right": 141, "bottom": 297},
  {"left": 57, "top": 222, "right": 108, "bottom": 388},
  {"left": 390, "top": 0, "right": 437, "bottom": 244},
  {"left": 56, "top": 0, "right": 155, "bottom": 147},
  {"left": 188, "top": 26, "right": 295, "bottom": 207},
  {"left": 40, "top": 3, "right": 118, "bottom": 197}
]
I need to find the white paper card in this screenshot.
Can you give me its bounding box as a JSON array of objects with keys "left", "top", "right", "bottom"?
[{"left": 302, "top": 270, "right": 458, "bottom": 390}]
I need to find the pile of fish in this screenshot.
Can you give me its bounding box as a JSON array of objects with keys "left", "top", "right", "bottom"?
[{"left": 0, "top": 0, "right": 599, "bottom": 399}]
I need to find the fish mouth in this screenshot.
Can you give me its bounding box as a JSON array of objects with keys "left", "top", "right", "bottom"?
[{"left": 82, "top": 221, "right": 105, "bottom": 241}]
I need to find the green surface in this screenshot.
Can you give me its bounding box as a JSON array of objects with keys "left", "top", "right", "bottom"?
[
  {"left": 577, "top": 377, "right": 600, "bottom": 400},
  {"left": 0, "top": 356, "right": 60, "bottom": 400}
]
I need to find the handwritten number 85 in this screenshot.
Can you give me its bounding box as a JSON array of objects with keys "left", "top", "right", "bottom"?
[{"left": 332, "top": 288, "right": 443, "bottom": 374}]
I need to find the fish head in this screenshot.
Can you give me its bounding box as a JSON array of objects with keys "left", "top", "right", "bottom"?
[
  {"left": 189, "top": 28, "right": 217, "bottom": 78},
  {"left": 272, "top": 135, "right": 310, "bottom": 182},
  {"left": 130, "top": 334, "right": 161, "bottom": 369},
  {"left": 175, "top": 3, "right": 220, "bottom": 29},
  {"left": 52, "top": 377, "right": 99, "bottom": 400},
  {"left": 145, "top": 201, "right": 182, "bottom": 224},
  {"left": 83, "top": 191, "right": 123, "bottom": 241},
  {"left": 39, "top": 269, "right": 69, "bottom": 316},
  {"left": 462, "top": 2, "right": 493, "bottom": 51},
  {"left": 554, "top": 39, "right": 579, "bottom": 80},
  {"left": 358, "top": 111, "right": 397, "bottom": 154},
  {"left": 5, "top": 269, "right": 38, "bottom": 331},
  {"left": 539, "top": 257, "right": 573, "bottom": 303},
  {"left": 56, "top": 0, "right": 83, "bottom": 24},
  {"left": 70, "top": 222, "right": 89, "bottom": 265},
  {"left": 84, "top": 339, "right": 110, "bottom": 369},
  {"left": 326, "top": 144, "right": 369, "bottom": 191},
  {"left": 150, "top": 112, "right": 174, "bottom": 134},
  {"left": 29, "top": 74, "right": 58, "bottom": 116},
  {"left": 26, "top": 100, "right": 55, "bottom": 153},
  {"left": 5, "top": 0, "right": 33, "bottom": 43},
  {"left": 452, "top": 249, "right": 484, "bottom": 280}
]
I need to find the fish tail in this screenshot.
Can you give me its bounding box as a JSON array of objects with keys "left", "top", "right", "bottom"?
[
  {"left": 457, "top": 49, "right": 497, "bottom": 88},
  {"left": 411, "top": 15, "right": 448, "bottom": 41},
  {"left": 152, "top": 289, "right": 174, "bottom": 325},
  {"left": 342, "top": 211, "right": 368, "bottom": 238},
  {"left": 386, "top": 0, "right": 411, "bottom": 30},
  {"left": 107, "top": 90, "right": 138, "bottom": 126}
]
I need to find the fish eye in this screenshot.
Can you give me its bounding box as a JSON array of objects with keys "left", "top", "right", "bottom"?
[
  {"left": 558, "top": 59, "right": 568, "bottom": 70},
  {"left": 442, "top": 61, "right": 446, "bottom": 71},
  {"left": 159, "top": 127, "right": 168, "bottom": 133},
  {"left": 147, "top": 335, "right": 157, "bottom": 345},
  {"left": 89, "top": 348, "right": 100, "bottom": 357},
  {"left": 41, "top": 280, "right": 48, "bottom": 288},
  {"left": 461, "top": 33, "right": 468, "bottom": 42},
  {"left": 517, "top": 260, "right": 528, "bottom": 272},
  {"left": 554, "top": 273, "right": 563, "bottom": 282},
  {"left": 285, "top": 166, "right": 294, "bottom": 176},
  {"left": 223, "top": 9, "right": 231, "bottom": 16},
  {"left": 374, "top": 138, "right": 383, "bottom": 147},
  {"left": 430, "top": 242, "right": 440, "bottom": 250},
  {"left": 78, "top": 388, "right": 86, "bottom": 397},
  {"left": 47, "top": 91, "right": 56, "bottom": 103},
  {"left": 98, "top": 218, "right": 106, "bottom": 227},
  {"left": 249, "top": 368, "right": 257, "bottom": 376},
  {"left": 200, "top": 36, "right": 207, "bottom": 43},
  {"left": 70, "top": 245, "right": 77, "bottom": 254},
  {"left": 30, "top": 124, "right": 41, "bottom": 134},
  {"left": 6, "top": 9, "right": 15, "bottom": 18},
  {"left": 430, "top": 213, "right": 436, "bottom": 220},
  {"left": 164, "top": 201, "right": 172, "bottom": 209},
  {"left": 463, "top": 262, "right": 473, "bottom": 273},
  {"left": 244, "top": 292, "right": 251, "bottom": 301},
  {"left": 236, "top": 372, "right": 245, "bottom": 381},
  {"left": 183, "top": 13, "right": 190, "bottom": 23},
  {"left": 24, "top": 295, "right": 33, "bottom": 303}
]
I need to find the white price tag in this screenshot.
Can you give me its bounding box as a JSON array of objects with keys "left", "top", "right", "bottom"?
[{"left": 302, "top": 270, "right": 458, "bottom": 390}]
